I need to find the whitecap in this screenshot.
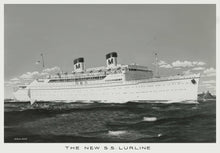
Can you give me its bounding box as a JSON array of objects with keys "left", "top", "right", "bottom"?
[
  {"left": 180, "top": 100, "right": 199, "bottom": 104},
  {"left": 157, "top": 133, "right": 162, "bottom": 137},
  {"left": 143, "top": 117, "right": 157, "bottom": 122},
  {"left": 108, "top": 130, "right": 127, "bottom": 136}
]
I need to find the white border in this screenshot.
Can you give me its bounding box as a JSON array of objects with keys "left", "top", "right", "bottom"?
[{"left": 0, "top": 1, "right": 219, "bottom": 153}]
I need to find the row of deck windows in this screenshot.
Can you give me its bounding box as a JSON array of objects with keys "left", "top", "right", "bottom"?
[
  {"left": 128, "top": 68, "right": 150, "bottom": 72},
  {"left": 48, "top": 76, "right": 106, "bottom": 83}
]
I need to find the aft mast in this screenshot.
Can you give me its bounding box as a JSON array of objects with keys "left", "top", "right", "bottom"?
[
  {"left": 154, "top": 53, "right": 160, "bottom": 78},
  {"left": 41, "top": 53, "right": 45, "bottom": 68}
]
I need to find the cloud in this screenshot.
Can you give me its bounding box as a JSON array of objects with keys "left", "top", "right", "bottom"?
[
  {"left": 174, "top": 67, "right": 182, "bottom": 70},
  {"left": 160, "top": 64, "right": 172, "bottom": 68},
  {"left": 19, "top": 67, "right": 61, "bottom": 81},
  {"left": 192, "top": 61, "right": 206, "bottom": 66},
  {"left": 157, "top": 60, "right": 206, "bottom": 69},
  {"left": 158, "top": 60, "right": 172, "bottom": 69},
  {"left": 43, "top": 66, "right": 61, "bottom": 74},
  {"left": 20, "top": 71, "right": 40, "bottom": 80},
  {"left": 5, "top": 78, "right": 22, "bottom": 87},
  {"left": 192, "top": 67, "right": 205, "bottom": 71},
  {"left": 4, "top": 77, "right": 23, "bottom": 87},
  {"left": 182, "top": 69, "right": 193, "bottom": 75},
  {"left": 10, "top": 77, "right": 20, "bottom": 81},
  {"left": 158, "top": 60, "right": 166, "bottom": 65},
  {"left": 5, "top": 66, "right": 62, "bottom": 87},
  {"left": 171, "top": 60, "right": 206, "bottom": 68},
  {"left": 203, "top": 67, "right": 216, "bottom": 77},
  {"left": 172, "top": 60, "right": 193, "bottom": 68},
  {"left": 4, "top": 81, "right": 13, "bottom": 87}
]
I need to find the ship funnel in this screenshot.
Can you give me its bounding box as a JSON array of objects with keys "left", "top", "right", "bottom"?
[
  {"left": 73, "top": 57, "right": 85, "bottom": 72},
  {"left": 106, "top": 52, "right": 118, "bottom": 68}
]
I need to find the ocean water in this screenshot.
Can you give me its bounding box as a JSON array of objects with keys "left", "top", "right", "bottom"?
[{"left": 4, "top": 100, "right": 216, "bottom": 143}]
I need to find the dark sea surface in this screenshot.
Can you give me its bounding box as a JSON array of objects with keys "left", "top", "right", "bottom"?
[{"left": 4, "top": 100, "right": 216, "bottom": 143}]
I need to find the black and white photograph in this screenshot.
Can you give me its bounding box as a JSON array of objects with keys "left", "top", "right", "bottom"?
[{"left": 1, "top": 1, "right": 219, "bottom": 152}]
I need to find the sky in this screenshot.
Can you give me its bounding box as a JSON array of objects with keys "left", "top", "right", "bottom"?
[{"left": 4, "top": 4, "right": 216, "bottom": 98}]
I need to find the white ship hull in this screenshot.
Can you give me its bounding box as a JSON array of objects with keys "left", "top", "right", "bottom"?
[{"left": 13, "top": 74, "right": 200, "bottom": 103}]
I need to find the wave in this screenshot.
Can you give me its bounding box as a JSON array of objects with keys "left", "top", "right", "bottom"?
[
  {"left": 106, "top": 113, "right": 216, "bottom": 131},
  {"left": 180, "top": 100, "right": 199, "bottom": 104},
  {"left": 152, "top": 100, "right": 199, "bottom": 104},
  {"left": 56, "top": 100, "right": 130, "bottom": 103},
  {"left": 5, "top": 99, "right": 201, "bottom": 106},
  {"left": 141, "top": 114, "right": 215, "bottom": 125}
]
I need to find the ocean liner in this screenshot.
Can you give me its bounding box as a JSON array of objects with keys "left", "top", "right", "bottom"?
[{"left": 13, "top": 52, "right": 200, "bottom": 103}]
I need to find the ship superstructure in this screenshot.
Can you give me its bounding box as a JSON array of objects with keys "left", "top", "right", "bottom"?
[{"left": 13, "top": 52, "right": 200, "bottom": 103}]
